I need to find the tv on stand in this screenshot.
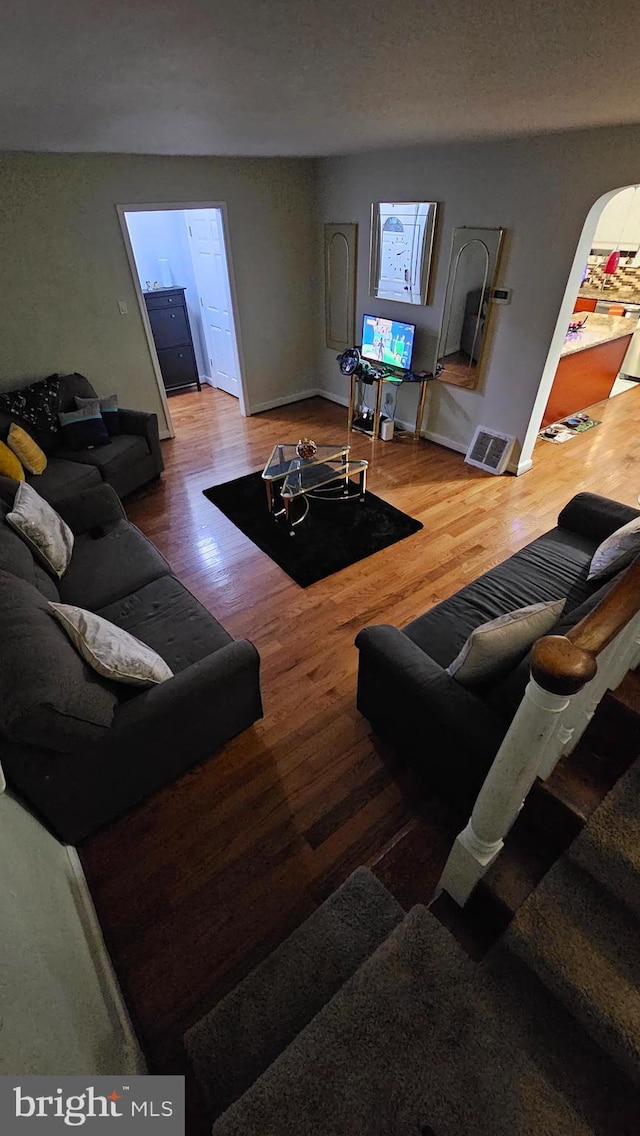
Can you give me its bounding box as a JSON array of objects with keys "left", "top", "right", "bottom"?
[{"left": 361, "top": 314, "right": 415, "bottom": 373}]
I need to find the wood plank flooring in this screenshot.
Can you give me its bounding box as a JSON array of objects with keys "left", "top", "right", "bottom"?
[{"left": 79, "top": 383, "right": 640, "bottom": 1124}]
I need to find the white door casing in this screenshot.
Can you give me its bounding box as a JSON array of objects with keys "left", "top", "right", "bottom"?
[{"left": 187, "top": 209, "right": 241, "bottom": 399}]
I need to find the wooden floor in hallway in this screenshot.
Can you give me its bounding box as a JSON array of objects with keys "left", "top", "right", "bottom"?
[{"left": 79, "top": 382, "right": 640, "bottom": 1129}]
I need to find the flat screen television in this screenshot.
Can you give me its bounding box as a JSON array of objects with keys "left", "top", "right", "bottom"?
[{"left": 361, "top": 313, "right": 415, "bottom": 371}]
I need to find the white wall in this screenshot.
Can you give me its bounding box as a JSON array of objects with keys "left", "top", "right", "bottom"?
[
  {"left": 0, "top": 153, "right": 319, "bottom": 433},
  {"left": 315, "top": 127, "right": 640, "bottom": 469},
  {"left": 593, "top": 185, "right": 640, "bottom": 249},
  {"left": 125, "top": 208, "right": 208, "bottom": 379},
  {"left": 0, "top": 792, "right": 143, "bottom": 1075}
]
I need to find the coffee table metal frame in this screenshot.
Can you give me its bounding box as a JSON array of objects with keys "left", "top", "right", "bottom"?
[{"left": 261, "top": 443, "right": 368, "bottom": 536}]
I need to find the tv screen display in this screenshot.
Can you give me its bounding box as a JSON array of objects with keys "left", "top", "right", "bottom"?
[{"left": 361, "top": 314, "right": 415, "bottom": 371}]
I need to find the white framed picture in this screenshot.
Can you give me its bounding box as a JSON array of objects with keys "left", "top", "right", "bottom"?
[{"left": 369, "top": 202, "right": 438, "bottom": 305}]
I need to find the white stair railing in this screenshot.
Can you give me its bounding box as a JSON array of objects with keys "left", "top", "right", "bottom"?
[{"left": 439, "top": 560, "right": 640, "bottom": 907}]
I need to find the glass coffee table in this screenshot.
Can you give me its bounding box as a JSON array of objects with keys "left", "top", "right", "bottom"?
[{"left": 262, "top": 443, "right": 368, "bottom": 535}]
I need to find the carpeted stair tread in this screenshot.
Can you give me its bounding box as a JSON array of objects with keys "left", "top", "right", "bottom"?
[
  {"left": 184, "top": 866, "right": 404, "bottom": 1118},
  {"left": 210, "top": 906, "right": 625, "bottom": 1136},
  {"left": 504, "top": 856, "right": 640, "bottom": 1086},
  {"left": 568, "top": 756, "right": 640, "bottom": 919},
  {"left": 480, "top": 944, "right": 640, "bottom": 1136}
]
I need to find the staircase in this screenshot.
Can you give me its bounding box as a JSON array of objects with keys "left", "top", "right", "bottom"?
[{"left": 185, "top": 755, "right": 640, "bottom": 1135}]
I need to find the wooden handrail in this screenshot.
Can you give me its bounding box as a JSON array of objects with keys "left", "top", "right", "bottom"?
[{"left": 532, "top": 557, "right": 640, "bottom": 695}]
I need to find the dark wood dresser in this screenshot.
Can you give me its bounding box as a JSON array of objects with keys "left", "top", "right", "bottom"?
[{"left": 143, "top": 287, "right": 201, "bottom": 393}]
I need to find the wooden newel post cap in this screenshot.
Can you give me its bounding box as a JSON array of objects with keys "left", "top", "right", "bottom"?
[{"left": 531, "top": 635, "right": 598, "bottom": 695}]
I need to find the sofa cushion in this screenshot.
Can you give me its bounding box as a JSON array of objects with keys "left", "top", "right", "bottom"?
[
  {"left": 0, "top": 440, "right": 24, "bottom": 481},
  {"left": 404, "top": 527, "right": 600, "bottom": 668},
  {"left": 588, "top": 517, "right": 640, "bottom": 581},
  {"left": 76, "top": 393, "right": 121, "bottom": 435},
  {"left": 485, "top": 573, "right": 621, "bottom": 723},
  {"left": 97, "top": 576, "right": 234, "bottom": 673},
  {"left": 0, "top": 571, "right": 118, "bottom": 752},
  {"left": 446, "top": 598, "right": 566, "bottom": 687},
  {"left": 55, "top": 433, "right": 149, "bottom": 475},
  {"left": 0, "top": 374, "right": 62, "bottom": 452},
  {"left": 58, "top": 519, "right": 172, "bottom": 609},
  {"left": 0, "top": 500, "right": 60, "bottom": 601},
  {"left": 57, "top": 373, "right": 98, "bottom": 413},
  {"left": 50, "top": 602, "right": 174, "bottom": 687},
  {"left": 58, "top": 404, "right": 111, "bottom": 451},
  {"left": 7, "top": 422, "right": 47, "bottom": 474},
  {"left": 6, "top": 481, "right": 74, "bottom": 578},
  {"left": 27, "top": 457, "right": 102, "bottom": 504}
]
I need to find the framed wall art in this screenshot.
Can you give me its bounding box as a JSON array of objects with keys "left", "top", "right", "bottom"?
[{"left": 369, "top": 201, "right": 438, "bottom": 306}]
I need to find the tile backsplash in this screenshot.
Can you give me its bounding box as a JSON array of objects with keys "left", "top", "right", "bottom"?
[{"left": 585, "top": 255, "right": 640, "bottom": 298}]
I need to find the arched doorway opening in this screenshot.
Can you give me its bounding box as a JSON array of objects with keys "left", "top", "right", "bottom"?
[{"left": 521, "top": 185, "right": 640, "bottom": 464}]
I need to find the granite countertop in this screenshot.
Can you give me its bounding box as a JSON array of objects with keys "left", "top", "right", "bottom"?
[
  {"left": 561, "top": 312, "right": 635, "bottom": 358},
  {"left": 579, "top": 286, "right": 640, "bottom": 303}
]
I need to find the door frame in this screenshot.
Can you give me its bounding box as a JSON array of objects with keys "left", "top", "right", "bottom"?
[{"left": 116, "top": 200, "right": 250, "bottom": 437}]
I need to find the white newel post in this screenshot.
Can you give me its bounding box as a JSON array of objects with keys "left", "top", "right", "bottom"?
[
  {"left": 439, "top": 677, "right": 570, "bottom": 906},
  {"left": 537, "top": 610, "right": 640, "bottom": 780}
]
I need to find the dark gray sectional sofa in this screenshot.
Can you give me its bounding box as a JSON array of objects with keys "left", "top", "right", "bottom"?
[
  {"left": 356, "top": 492, "right": 639, "bottom": 803},
  {"left": 0, "top": 477, "right": 262, "bottom": 844},
  {"left": 0, "top": 372, "right": 164, "bottom": 504}
]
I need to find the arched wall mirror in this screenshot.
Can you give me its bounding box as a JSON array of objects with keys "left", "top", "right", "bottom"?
[{"left": 437, "top": 227, "right": 504, "bottom": 389}]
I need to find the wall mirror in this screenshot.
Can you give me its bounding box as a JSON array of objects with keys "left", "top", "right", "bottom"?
[
  {"left": 437, "top": 227, "right": 504, "bottom": 389},
  {"left": 369, "top": 202, "right": 438, "bottom": 305},
  {"left": 324, "top": 223, "right": 357, "bottom": 350}
]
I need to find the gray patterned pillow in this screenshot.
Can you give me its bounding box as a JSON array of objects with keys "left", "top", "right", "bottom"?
[
  {"left": 588, "top": 516, "right": 640, "bottom": 580},
  {"left": 49, "top": 603, "right": 173, "bottom": 686},
  {"left": 446, "top": 598, "right": 566, "bottom": 687},
  {"left": 6, "top": 482, "right": 74, "bottom": 577}
]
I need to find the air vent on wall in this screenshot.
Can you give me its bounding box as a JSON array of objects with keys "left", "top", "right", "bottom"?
[{"left": 465, "top": 426, "right": 516, "bottom": 475}]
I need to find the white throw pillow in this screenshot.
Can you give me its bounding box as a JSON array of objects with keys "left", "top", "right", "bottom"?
[
  {"left": 6, "top": 481, "right": 74, "bottom": 577},
  {"left": 446, "top": 598, "right": 566, "bottom": 687},
  {"left": 49, "top": 603, "right": 174, "bottom": 687},
  {"left": 588, "top": 516, "right": 640, "bottom": 581}
]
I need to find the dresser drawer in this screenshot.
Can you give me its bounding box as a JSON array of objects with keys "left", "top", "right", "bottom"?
[
  {"left": 148, "top": 305, "right": 190, "bottom": 349},
  {"left": 144, "top": 291, "right": 184, "bottom": 310},
  {"left": 157, "top": 345, "right": 199, "bottom": 390}
]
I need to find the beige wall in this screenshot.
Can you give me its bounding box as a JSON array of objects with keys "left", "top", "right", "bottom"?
[
  {"left": 316, "top": 126, "right": 640, "bottom": 470},
  {"left": 0, "top": 153, "right": 318, "bottom": 434}
]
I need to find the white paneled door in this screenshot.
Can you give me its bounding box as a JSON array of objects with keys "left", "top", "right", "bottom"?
[{"left": 187, "top": 209, "right": 241, "bottom": 398}]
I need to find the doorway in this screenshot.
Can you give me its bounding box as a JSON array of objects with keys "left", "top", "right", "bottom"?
[
  {"left": 522, "top": 185, "right": 640, "bottom": 466},
  {"left": 118, "top": 203, "right": 247, "bottom": 432}
]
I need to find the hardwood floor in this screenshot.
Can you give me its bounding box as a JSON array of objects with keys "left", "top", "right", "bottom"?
[{"left": 79, "top": 383, "right": 640, "bottom": 1124}]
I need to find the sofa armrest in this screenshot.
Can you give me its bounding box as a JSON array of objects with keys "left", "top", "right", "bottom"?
[
  {"left": 356, "top": 625, "right": 506, "bottom": 795},
  {"left": 558, "top": 493, "right": 640, "bottom": 545},
  {"left": 110, "top": 638, "right": 262, "bottom": 754},
  {"left": 54, "top": 483, "right": 126, "bottom": 533},
  {"left": 118, "top": 408, "right": 164, "bottom": 472}
]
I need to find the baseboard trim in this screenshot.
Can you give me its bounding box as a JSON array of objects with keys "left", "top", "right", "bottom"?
[
  {"left": 510, "top": 457, "right": 533, "bottom": 476},
  {"left": 200, "top": 375, "right": 216, "bottom": 388},
  {"left": 249, "top": 388, "right": 322, "bottom": 414},
  {"left": 421, "top": 429, "right": 467, "bottom": 455},
  {"left": 318, "top": 389, "right": 349, "bottom": 409},
  {"left": 65, "top": 846, "right": 147, "bottom": 1074},
  {"left": 316, "top": 390, "right": 467, "bottom": 455}
]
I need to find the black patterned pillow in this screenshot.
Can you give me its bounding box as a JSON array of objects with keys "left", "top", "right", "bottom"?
[{"left": 0, "top": 375, "right": 62, "bottom": 449}]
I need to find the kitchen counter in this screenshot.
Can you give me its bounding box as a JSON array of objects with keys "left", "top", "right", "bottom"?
[
  {"left": 561, "top": 312, "right": 635, "bottom": 357},
  {"left": 543, "top": 313, "right": 634, "bottom": 428},
  {"left": 579, "top": 286, "right": 640, "bottom": 303}
]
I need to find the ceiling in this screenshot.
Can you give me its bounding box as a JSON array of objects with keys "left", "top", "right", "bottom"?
[{"left": 2, "top": 0, "right": 639, "bottom": 157}]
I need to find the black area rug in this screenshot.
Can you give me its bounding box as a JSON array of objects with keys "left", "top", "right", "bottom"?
[{"left": 203, "top": 471, "right": 423, "bottom": 587}]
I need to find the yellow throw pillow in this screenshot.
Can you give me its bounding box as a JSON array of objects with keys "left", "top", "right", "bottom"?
[
  {"left": 7, "top": 422, "right": 47, "bottom": 475},
  {"left": 0, "top": 440, "right": 25, "bottom": 481}
]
